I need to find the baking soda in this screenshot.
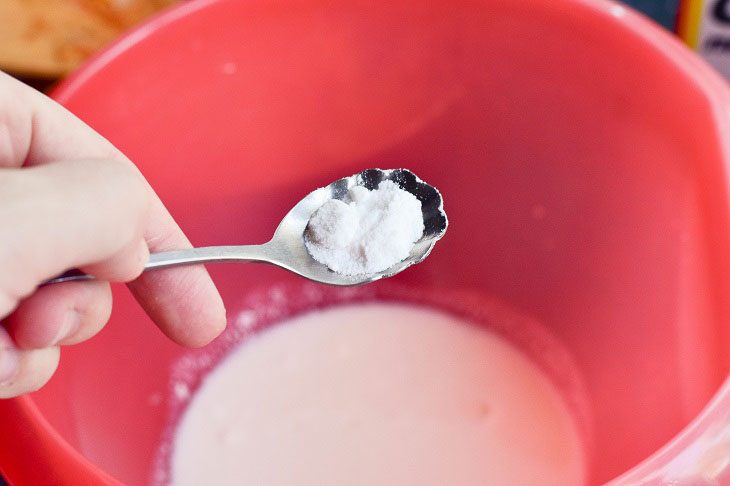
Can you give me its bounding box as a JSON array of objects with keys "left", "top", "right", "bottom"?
[{"left": 305, "top": 180, "right": 424, "bottom": 275}]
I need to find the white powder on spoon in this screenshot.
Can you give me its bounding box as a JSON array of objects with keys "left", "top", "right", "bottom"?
[{"left": 305, "top": 180, "right": 424, "bottom": 275}]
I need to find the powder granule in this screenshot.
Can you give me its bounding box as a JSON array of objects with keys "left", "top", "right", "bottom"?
[{"left": 305, "top": 180, "right": 424, "bottom": 275}]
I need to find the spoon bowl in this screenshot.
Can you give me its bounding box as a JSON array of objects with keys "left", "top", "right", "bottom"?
[
  {"left": 47, "top": 168, "right": 447, "bottom": 286},
  {"left": 271, "top": 168, "right": 448, "bottom": 285}
]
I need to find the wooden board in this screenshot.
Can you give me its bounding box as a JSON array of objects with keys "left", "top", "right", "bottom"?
[{"left": 0, "top": 0, "right": 178, "bottom": 78}]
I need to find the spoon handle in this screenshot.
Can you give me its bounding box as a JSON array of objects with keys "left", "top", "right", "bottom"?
[
  {"left": 146, "top": 245, "right": 271, "bottom": 268},
  {"left": 43, "top": 244, "right": 272, "bottom": 285}
]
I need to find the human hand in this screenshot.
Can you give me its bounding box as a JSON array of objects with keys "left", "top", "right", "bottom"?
[{"left": 0, "top": 72, "right": 227, "bottom": 398}]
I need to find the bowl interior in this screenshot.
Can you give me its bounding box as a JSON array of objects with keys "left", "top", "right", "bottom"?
[{"left": 29, "top": 0, "right": 730, "bottom": 484}]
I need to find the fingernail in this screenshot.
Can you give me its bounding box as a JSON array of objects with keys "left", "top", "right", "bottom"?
[
  {"left": 52, "top": 309, "right": 81, "bottom": 345},
  {"left": 0, "top": 347, "right": 20, "bottom": 385}
]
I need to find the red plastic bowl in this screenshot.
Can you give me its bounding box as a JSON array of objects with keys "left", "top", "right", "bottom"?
[{"left": 3, "top": 0, "right": 730, "bottom": 484}]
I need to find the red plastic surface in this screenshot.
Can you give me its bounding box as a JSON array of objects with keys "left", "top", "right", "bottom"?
[{"left": 3, "top": 0, "right": 730, "bottom": 484}]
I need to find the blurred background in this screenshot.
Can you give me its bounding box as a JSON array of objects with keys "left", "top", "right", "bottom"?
[
  {"left": 623, "top": 0, "right": 682, "bottom": 29},
  {"left": 1, "top": 0, "right": 180, "bottom": 90}
]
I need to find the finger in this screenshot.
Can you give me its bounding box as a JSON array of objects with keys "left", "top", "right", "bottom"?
[
  {"left": 0, "top": 348, "right": 60, "bottom": 398},
  {"left": 127, "top": 204, "right": 227, "bottom": 347},
  {"left": 0, "top": 71, "right": 119, "bottom": 168},
  {"left": 0, "top": 72, "right": 227, "bottom": 346},
  {"left": 6, "top": 281, "right": 112, "bottom": 350},
  {"left": 0, "top": 159, "right": 150, "bottom": 316},
  {"left": 0, "top": 327, "right": 59, "bottom": 398},
  {"left": 128, "top": 262, "right": 227, "bottom": 347}
]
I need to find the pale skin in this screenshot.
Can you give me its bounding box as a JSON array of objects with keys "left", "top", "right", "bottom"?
[{"left": 0, "top": 72, "right": 227, "bottom": 398}]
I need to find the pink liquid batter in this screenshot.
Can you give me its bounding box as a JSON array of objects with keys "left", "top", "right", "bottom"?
[{"left": 170, "top": 303, "right": 586, "bottom": 485}]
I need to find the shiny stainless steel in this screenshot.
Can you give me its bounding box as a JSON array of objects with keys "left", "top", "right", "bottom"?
[{"left": 45, "top": 168, "right": 448, "bottom": 287}]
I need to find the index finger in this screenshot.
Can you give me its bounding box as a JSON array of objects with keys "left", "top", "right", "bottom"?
[{"left": 1, "top": 72, "right": 226, "bottom": 347}]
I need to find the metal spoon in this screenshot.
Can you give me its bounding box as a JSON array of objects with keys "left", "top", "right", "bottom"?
[{"left": 46, "top": 168, "right": 448, "bottom": 287}]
